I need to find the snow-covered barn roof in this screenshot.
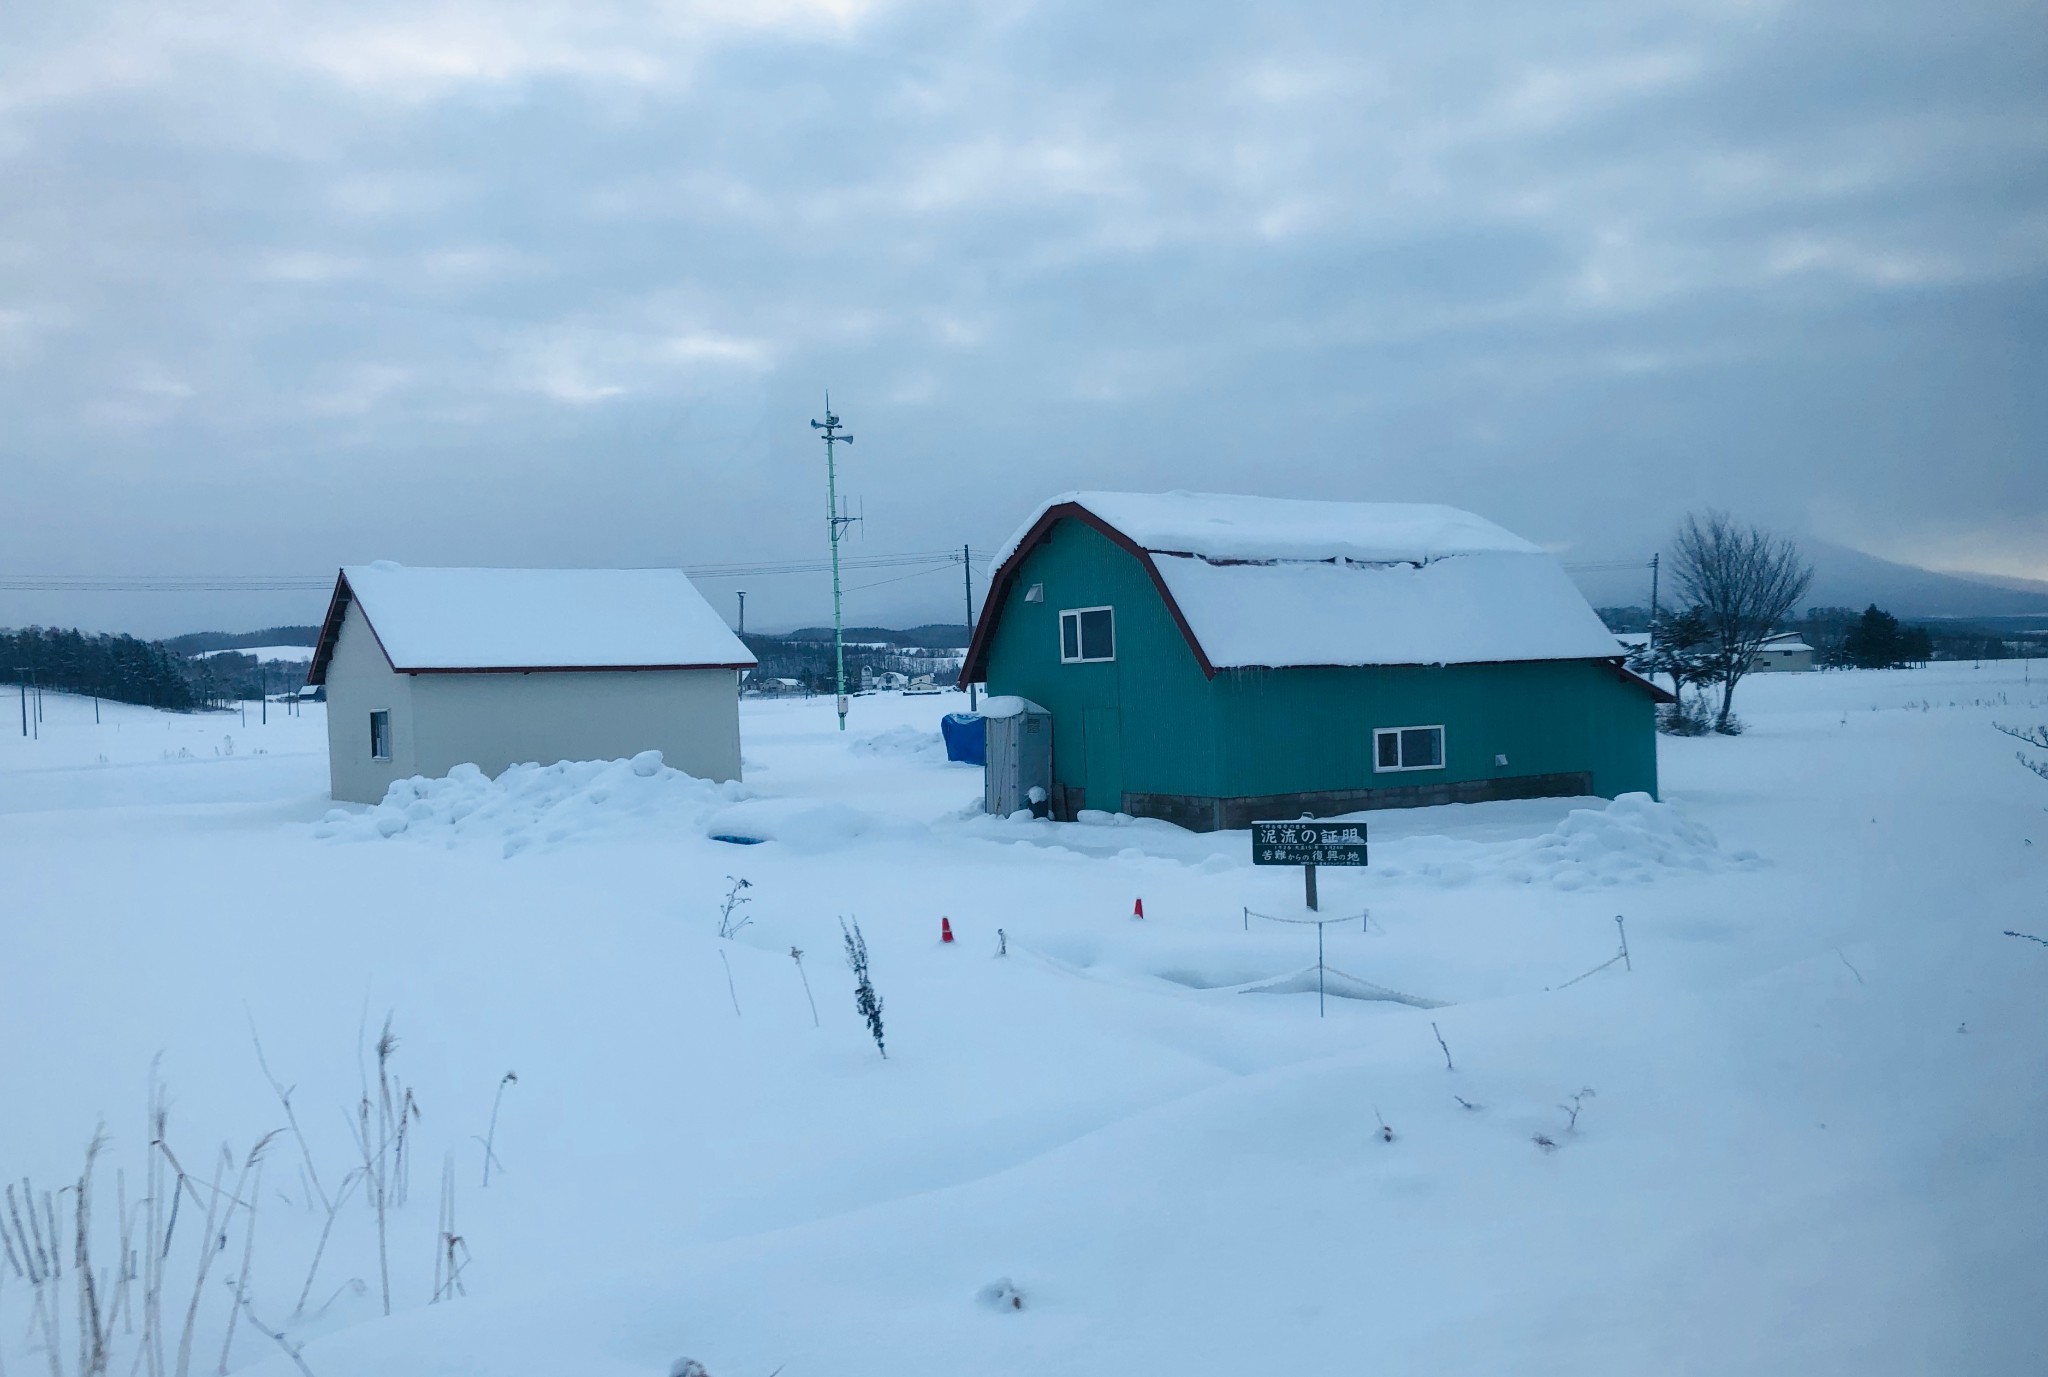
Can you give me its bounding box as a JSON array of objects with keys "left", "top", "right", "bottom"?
[
  {"left": 964, "top": 492, "right": 1635, "bottom": 680},
  {"left": 307, "top": 564, "right": 755, "bottom": 683}
]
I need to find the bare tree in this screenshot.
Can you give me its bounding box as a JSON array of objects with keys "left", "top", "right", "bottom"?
[
  {"left": 1670, "top": 511, "right": 1812, "bottom": 730},
  {"left": 1994, "top": 723, "right": 2048, "bottom": 781}
]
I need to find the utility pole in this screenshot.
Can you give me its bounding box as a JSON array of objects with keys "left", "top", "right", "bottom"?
[
  {"left": 16, "top": 672, "right": 25, "bottom": 738},
  {"left": 962, "top": 544, "right": 977, "bottom": 711},
  {"left": 810, "top": 396, "right": 857, "bottom": 731},
  {"left": 1647, "top": 552, "right": 1661, "bottom": 651},
  {"left": 737, "top": 590, "right": 747, "bottom": 637}
]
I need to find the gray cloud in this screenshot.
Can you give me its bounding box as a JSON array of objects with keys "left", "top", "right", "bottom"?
[{"left": 1, "top": 0, "right": 2041, "bottom": 635}]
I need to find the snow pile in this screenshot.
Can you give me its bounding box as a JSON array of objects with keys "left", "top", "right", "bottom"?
[
  {"left": 1359, "top": 794, "right": 1760, "bottom": 889},
  {"left": 313, "top": 750, "right": 751, "bottom": 856},
  {"left": 1505, "top": 792, "right": 1759, "bottom": 888},
  {"left": 849, "top": 725, "right": 948, "bottom": 762},
  {"left": 701, "top": 796, "right": 921, "bottom": 853}
]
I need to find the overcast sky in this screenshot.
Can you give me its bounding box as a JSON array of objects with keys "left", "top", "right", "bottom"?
[{"left": 1, "top": 0, "right": 2042, "bottom": 636}]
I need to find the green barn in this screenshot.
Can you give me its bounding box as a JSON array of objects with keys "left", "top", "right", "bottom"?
[{"left": 959, "top": 492, "right": 1669, "bottom": 831}]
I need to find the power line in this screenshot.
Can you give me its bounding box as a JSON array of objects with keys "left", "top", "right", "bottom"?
[
  {"left": 1558, "top": 558, "right": 1657, "bottom": 574},
  {"left": 0, "top": 576, "right": 334, "bottom": 592},
  {"left": 839, "top": 562, "right": 963, "bottom": 596}
]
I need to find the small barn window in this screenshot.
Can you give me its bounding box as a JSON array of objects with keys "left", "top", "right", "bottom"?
[
  {"left": 369, "top": 710, "right": 392, "bottom": 761},
  {"left": 1059, "top": 607, "right": 1115, "bottom": 663},
  {"left": 1374, "top": 725, "right": 1443, "bottom": 771}
]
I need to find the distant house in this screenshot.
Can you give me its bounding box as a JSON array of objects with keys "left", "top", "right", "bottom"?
[
  {"left": 307, "top": 564, "right": 755, "bottom": 804},
  {"left": 745, "top": 677, "right": 810, "bottom": 698},
  {"left": 960, "top": 492, "right": 1671, "bottom": 830},
  {"left": 1750, "top": 632, "right": 1816, "bottom": 673},
  {"left": 864, "top": 669, "right": 910, "bottom": 692}
]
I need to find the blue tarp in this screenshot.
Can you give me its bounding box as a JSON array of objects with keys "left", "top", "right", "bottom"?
[{"left": 941, "top": 713, "right": 986, "bottom": 765}]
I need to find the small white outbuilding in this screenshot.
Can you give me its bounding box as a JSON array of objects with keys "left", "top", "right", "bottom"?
[
  {"left": 1750, "top": 631, "right": 1817, "bottom": 673},
  {"left": 307, "top": 563, "right": 756, "bottom": 804}
]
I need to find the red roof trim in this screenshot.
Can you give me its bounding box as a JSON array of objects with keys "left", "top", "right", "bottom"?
[
  {"left": 307, "top": 571, "right": 366, "bottom": 686},
  {"left": 1603, "top": 659, "right": 1678, "bottom": 703},
  {"left": 399, "top": 663, "right": 754, "bottom": 675}
]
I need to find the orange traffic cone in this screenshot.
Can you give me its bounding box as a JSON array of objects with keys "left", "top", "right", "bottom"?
[
  {"left": 941, "top": 916, "right": 955, "bottom": 943},
  {"left": 1132, "top": 897, "right": 1145, "bottom": 920}
]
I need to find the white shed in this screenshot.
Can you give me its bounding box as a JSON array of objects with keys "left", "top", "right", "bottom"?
[
  {"left": 1750, "top": 631, "right": 1816, "bottom": 673},
  {"left": 307, "top": 564, "right": 756, "bottom": 804}
]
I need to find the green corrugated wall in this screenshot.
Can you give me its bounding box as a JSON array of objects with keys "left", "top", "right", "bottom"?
[
  {"left": 1210, "top": 660, "right": 1658, "bottom": 799},
  {"left": 980, "top": 517, "right": 1659, "bottom": 809}
]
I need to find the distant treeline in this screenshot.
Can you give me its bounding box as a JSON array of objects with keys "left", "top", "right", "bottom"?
[
  {"left": 178, "top": 650, "right": 312, "bottom": 709},
  {"left": 1599, "top": 604, "right": 2047, "bottom": 665},
  {"left": 0, "top": 627, "right": 197, "bottom": 709},
  {"left": 777, "top": 623, "right": 969, "bottom": 649},
  {"left": 742, "top": 627, "right": 968, "bottom": 691},
  {"left": 161, "top": 625, "right": 321, "bottom": 656}
]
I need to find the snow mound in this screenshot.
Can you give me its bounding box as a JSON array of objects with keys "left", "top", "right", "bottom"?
[
  {"left": 313, "top": 751, "right": 752, "bottom": 856},
  {"left": 701, "top": 797, "right": 923, "bottom": 854},
  {"left": 956, "top": 792, "right": 1754, "bottom": 886},
  {"left": 1506, "top": 792, "right": 1759, "bottom": 888},
  {"left": 849, "top": 725, "right": 947, "bottom": 762},
  {"left": 1357, "top": 794, "right": 1759, "bottom": 889},
  {"left": 975, "top": 1277, "right": 1025, "bottom": 1311},
  {"left": 1236, "top": 965, "right": 1448, "bottom": 1008}
]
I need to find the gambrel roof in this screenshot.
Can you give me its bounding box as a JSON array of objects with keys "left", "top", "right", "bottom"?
[
  {"left": 964, "top": 491, "right": 1647, "bottom": 682},
  {"left": 308, "top": 564, "right": 755, "bottom": 683}
]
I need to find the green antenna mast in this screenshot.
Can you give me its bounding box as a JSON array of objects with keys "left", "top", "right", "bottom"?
[{"left": 811, "top": 394, "right": 857, "bottom": 731}]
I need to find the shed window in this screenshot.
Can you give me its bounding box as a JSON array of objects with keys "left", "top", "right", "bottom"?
[
  {"left": 369, "top": 710, "right": 392, "bottom": 761},
  {"left": 1059, "top": 607, "right": 1115, "bottom": 663},
  {"left": 1374, "top": 725, "right": 1443, "bottom": 771}
]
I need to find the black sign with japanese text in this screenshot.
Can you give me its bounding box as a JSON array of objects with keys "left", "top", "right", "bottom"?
[{"left": 1251, "top": 820, "right": 1369, "bottom": 867}]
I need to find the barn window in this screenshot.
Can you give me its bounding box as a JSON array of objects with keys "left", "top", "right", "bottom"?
[
  {"left": 1374, "top": 725, "right": 1443, "bottom": 771},
  {"left": 369, "top": 710, "right": 392, "bottom": 761},
  {"left": 1059, "top": 607, "right": 1115, "bottom": 663}
]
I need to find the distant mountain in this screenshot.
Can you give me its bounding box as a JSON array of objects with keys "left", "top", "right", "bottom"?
[
  {"left": 1799, "top": 543, "right": 2048, "bottom": 619},
  {"left": 1941, "top": 569, "right": 2048, "bottom": 598},
  {"left": 1568, "top": 542, "right": 2048, "bottom": 621}
]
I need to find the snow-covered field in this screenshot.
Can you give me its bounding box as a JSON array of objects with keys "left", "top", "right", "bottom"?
[{"left": 3, "top": 665, "right": 2045, "bottom": 1375}]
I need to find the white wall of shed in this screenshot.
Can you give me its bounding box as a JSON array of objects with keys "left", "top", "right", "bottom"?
[
  {"left": 407, "top": 668, "right": 743, "bottom": 784},
  {"left": 323, "top": 601, "right": 417, "bottom": 803}
]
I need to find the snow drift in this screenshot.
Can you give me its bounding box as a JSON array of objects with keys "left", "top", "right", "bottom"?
[
  {"left": 1369, "top": 792, "right": 1762, "bottom": 889},
  {"left": 848, "top": 724, "right": 950, "bottom": 763},
  {"left": 313, "top": 750, "right": 751, "bottom": 856}
]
